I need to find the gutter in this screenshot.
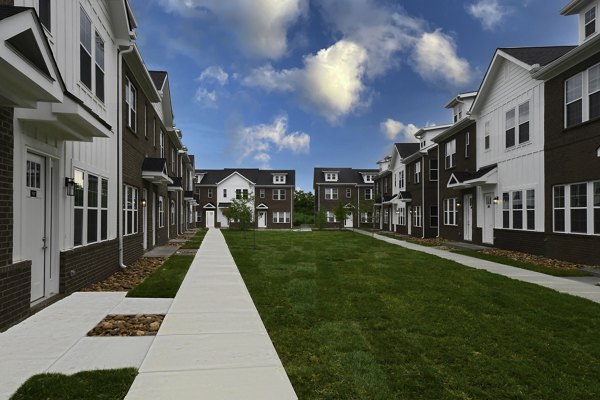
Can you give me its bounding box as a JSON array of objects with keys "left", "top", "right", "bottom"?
[{"left": 118, "top": 43, "right": 135, "bottom": 269}]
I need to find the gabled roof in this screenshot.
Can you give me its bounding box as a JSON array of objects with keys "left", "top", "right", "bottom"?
[
  {"left": 394, "top": 143, "right": 421, "bottom": 159},
  {"left": 149, "top": 71, "right": 167, "bottom": 91},
  {"left": 0, "top": 6, "right": 30, "bottom": 20},
  {"left": 313, "top": 168, "right": 378, "bottom": 185},
  {"left": 142, "top": 157, "right": 167, "bottom": 172},
  {"left": 499, "top": 46, "right": 576, "bottom": 68},
  {"left": 447, "top": 165, "right": 497, "bottom": 189},
  {"left": 194, "top": 168, "right": 296, "bottom": 186},
  {"left": 444, "top": 91, "right": 478, "bottom": 108},
  {"left": 561, "top": 0, "right": 593, "bottom": 15}
]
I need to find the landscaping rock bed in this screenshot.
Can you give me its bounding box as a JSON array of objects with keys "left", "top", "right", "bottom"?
[
  {"left": 87, "top": 314, "right": 164, "bottom": 336},
  {"left": 81, "top": 258, "right": 166, "bottom": 292},
  {"left": 480, "top": 248, "right": 597, "bottom": 270}
]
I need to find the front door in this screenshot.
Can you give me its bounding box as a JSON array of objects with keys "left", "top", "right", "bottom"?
[
  {"left": 257, "top": 211, "right": 267, "bottom": 228},
  {"left": 142, "top": 188, "right": 148, "bottom": 250},
  {"left": 407, "top": 206, "right": 412, "bottom": 235},
  {"left": 205, "top": 210, "right": 215, "bottom": 228},
  {"left": 345, "top": 212, "right": 353, "bottom": 228},
  {"left": 483, "top": 193, "right": 494, "bottom": 244},
  {"left": 463, "top": 194, "right": 473, "bottom": 241},
  {"left": 24, "top": 153, "right": 48, "bottom": 302}
]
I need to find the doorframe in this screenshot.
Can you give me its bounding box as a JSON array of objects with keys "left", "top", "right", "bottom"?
[
  {"left": 463, "top": 194, "right": 473, "bottom": 242},
  {"left": 257, "top": 211, "right": 267, "bottom": 228},
  {"left": 483, "top": 192, "right": 494, "bottom": 244},
  {"left": 205, "top": 210, "right": 215, "bottom": 228},
  {"left": 142, "top": 188, "right": 148, "bottom": 250},
  {"left": 407, "top": 206, "right": 412, "bottom": 235},
  {"left": 152, "top": 191, "right": 156, "bottom": 247}
]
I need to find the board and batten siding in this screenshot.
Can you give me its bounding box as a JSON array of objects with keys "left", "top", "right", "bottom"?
[
  {"left": 474, "top": 57, "right": 545, "bottom": 233},
  {"left": 216, "top": 174, "right": 254, "bottom": 227}
]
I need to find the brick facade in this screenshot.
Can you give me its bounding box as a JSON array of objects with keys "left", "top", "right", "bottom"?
[
  {"left": 0, "top": 0, "right": 14, "bottom": 5},
  {"left": 60, "top": 239, "right": 119, "bottom": 294},
  {"left": 0, "top": 261, "right": 30, "bottom": 331},
  {"left": 0, "top": 107, "right": 13, "bottom": 267}
]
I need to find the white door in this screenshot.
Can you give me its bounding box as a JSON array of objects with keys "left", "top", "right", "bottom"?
[
  {"left": 257, "top": 211, "right": 267, "bottom": 228},
  {"left": 483, "top": 193, "right": 494, "bottom": 244},
  {"left": 152, "top": 192, "right": 156, "bottom": 247},
  {"left": 205, "top": 210, "right": 215, "bottom": 228},
  {"left": 24, "top": 153, "right": 47, "bottom": 302},
  {"left": 142, "top": 188, "right": 148, "bottom": 250},
  {"left": 407, "top": 207, "right": 412, "bottom": 235},
  {"left": 345, "top": 212, "right": 353, "bottom": 228},
  {"left": 464, "top": 194, "right": 473, "bottom": 241}
]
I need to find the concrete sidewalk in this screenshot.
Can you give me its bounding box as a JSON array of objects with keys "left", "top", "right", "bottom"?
[
  {"left": 0, "top": 293, "right": 172, "bottom": 399},
  {"left": 125, "top": 228, "right": 297, "bottom": 400},
  {"left": 355, "top": 229, "right": 600, "bottom": 304}
]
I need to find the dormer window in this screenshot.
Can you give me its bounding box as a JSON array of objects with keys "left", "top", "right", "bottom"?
[
  {"left": 420, "top": 139, "right": 426, "bottom": 149},
  {"left": 273, "top": 174, "right": 286, "bottom": 184},
  {"left": 364, "top": 174, "right": 374, "bottom": 183},
  {"left": 453, "top": 105, "right": 463, "bottom": 122},
  {"left": 325, "top": 172, "right": 338, "bottom": 182},
  {"left": 585, "top": 6, "right": 596, "bottom": 38}
]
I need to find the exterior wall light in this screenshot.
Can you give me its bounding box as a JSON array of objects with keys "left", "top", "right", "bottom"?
[
  {"left": 141, "top": 198, "right": 147, "bottom": 207},
  {"left": 64, "top": 177, "right": 75, "bottom": 196},
  {"left": 456, "top": 202, "right": 461, "bottom": 207},
  {"left": 493, "top": 196, "right": 500, "bottom": 205}
]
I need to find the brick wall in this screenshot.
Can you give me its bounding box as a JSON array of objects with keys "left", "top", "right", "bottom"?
[
  {"left": 123, "top": 233, "right": 144, "bottom": 265},
  {"left": 0, "top": 107, "right": 13, "bottom": 268},
  {"left": 0, "top": 0, "right": 14, "bottom": 5},
  {"left": 60, "top": 239, "right": 119, "bottom": 294},
  {"left": 0, "top": 261, "right": 30, "bottom": 331}
]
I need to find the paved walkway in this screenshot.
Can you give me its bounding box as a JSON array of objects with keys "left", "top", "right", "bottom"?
[
  {"left": 125, "top": 228, "right": 297, "bottom": 399},
  {"left": 355, "top": 229, "right": 600, "bottom": 304},
  {"left": 0, "top": 294, "right": 172, "bottom": 399}
]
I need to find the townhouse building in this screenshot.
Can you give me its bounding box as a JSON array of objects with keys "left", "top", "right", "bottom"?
[
  {"left": 195, "top": 169, "right": 295, "bottom": 229},
  {"left": 0, "top": 1, "right": 194, "bottom": 330},
  {"left": 313, "top": 168, "right": 378, "bottom": 228},
  {"left": 433, "top": 93, "right": 481, "bottom": 243},
  {"left": 373, "top": 157, "right": 393, "bottom": 231}
]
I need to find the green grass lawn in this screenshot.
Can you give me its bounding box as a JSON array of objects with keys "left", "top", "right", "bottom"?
[
  {"left": 223, "top": 230, "right": 600, "bottom": 400},
  {"left": 126, "top": 255, "right": 194, "bottom": 298},
  {"left": 452, "top": 249, "right": 592, "bottom": 277},
  {"left": 179, "top": 229, "right": 208, "bottom": 249},
  {"left": 10, "top": 369, "right": 137, "bottom": 400}
]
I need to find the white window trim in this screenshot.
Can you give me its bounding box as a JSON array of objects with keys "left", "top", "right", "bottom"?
[
  {"left": 273, "top": 175, "right": 286, "bottom": 184},
  {"left": 272, "top": 211, "right": 290, "bottom": 224},
  {"left": 325, "top": 187, "right": 338, "bottom": 200},
  {"left": 584, "top": 5, "right": 597, "bottom": 39},
  {"left": 326, "top": 211, "right": 337, "bottom": 223},
  {"left": 443, "top": 198, "right": 457, "bottom": 226},
  {"left": 412, "top": 206, "right": 422, "bottom": 227},
  {"left": 553, "top": 181, "right": 599, "bottom": 235},
  {"left": 415, "top": 161, "right": 421, "bottom": 184},
  {"left": 429, "top": 159, "right": 438, "bottom": 182},
  {"left": 365, "top": 188, "right": 373, "bottom": 201},
  {"left": 74, "top": 169, "right": 110, "bottom": 246},
  {"left": 445, "top": 139, "right": 456, "bottom": 169},
  {"left": 505, "top": 101, "right": 531, "bottom": 150},
  {"left": 158, "top": 196, "right": 165, "bottom": 228},
  {"left": 170, "top": 200, "right": 176, "bottom": 226},
  {"left": 125, "top": 77, "right": 137, "bottom": 132},
  {"left": 325, "top": 173, "right": 338, "bottom": 182},
  {"left": 484, "top": 121, "right": 491, "bottom": 151},
  {"left": 273, "top": 188, "right": 286, "bottom": 200}
]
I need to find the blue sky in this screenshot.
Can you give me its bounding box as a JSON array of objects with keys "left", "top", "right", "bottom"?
[{"left": 129, "top": 0, "right": 578, "bottom": 192}]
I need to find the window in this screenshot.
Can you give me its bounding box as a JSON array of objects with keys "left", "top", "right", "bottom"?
[
  {"left": 346, "top": 188, "right": 352, "bottom": 198},
  {"left": 443, "top": 198, "right": 457, "bottom": 226},
  {"left": 223, "top": 189, "right": 227, "bottom": 198},
  {"left": 586, "top": 6, "right": 596, "bottom": 38},
  {"left": 399, "top": 170, "right": 405, "bottom": 189},
  {"left": 484, "top": 121, "right": 490, "bottom": 150},
  {"left": 260, "top": 189, "right": 265, "bottom": 199},
  {"left": 394, "top": 173, "right": 397, "bottom": 188},
  {"left": 325, "top": 172, "right": 338, "bottom": 182},
  {"left": 595, "top": 182, "right": 600, "bottom": 234},
  {"left": 170, "top": 200, "right": 176, "bottom": 225},
  {"left": 554, "top": 186, "right": 565, "bottom": 232},
  {"left": 465, "top": 132, "right": 470, "bottom": 157},
  {"left": 207, "top": 188, "right": 213, "bottom": 198},
  {"left": 503, "top": 192, "right": 510, "bottom": 228},
  {"left": 144, "top": 105, "right": 147, "bottom": 138},
  {"left": 158, "top": 196, "right": 165, "bottom": 228},
  {"left": 430, "top": 206, "right": 438, "bottom": 228},
  {"left": 365, "top": 188, "right": 373, "bottom": 200},
  {"left": 413, "top": 206, "right": 422, "bottom": 227},
  {"left": 172, "top": 148, "right": 177, "bottom": 173},
  {"left": 273, "top": 189, "right": 286, "bottom": 200},
  {"left": 566, "top": 73, "right": 583, "bottom": 127},
  {"left": 364, "top": 175, "right": 374, "bottom": 183},
  {"left": 272, "top": 212, "right": 290, "bottom": 224},
  {"left": 505, "top": 109, "right": 515, "bottom": 148},
  {"left": 95, "top": 32, "right": 104, "bottom": 102},
  {"left": 273, "top": 175, "right": 286, "bottom": 184},
  {"left": 74, "top": 170, "right": 109, "bottom": 245},
  {"left": 398, "top": 206, "right": 406, "bottom": 226},
  {"left": 445, "top": 139, "right": 456, "bottom": 169},
  {"left": 526, "top": 190, "right": 535, "bottom": 231},
  {"left": 325, "top": 188, "right": 338, "bottom": 200},
  {"left": 327, "top": 211, "right": 336, "bottom": 223},
  {"left": 361, "top": 212, "right": 373, "bottom": 223},
  {"left": 153, "top": 118, "right": 156, "bottom": 146},
  {"left": 125, "top": 78, "right": 137, "bottom": 131},
  {"left": 415, "top": 161, "right": 421, "bottom": 184},
  {"left": 512, "top": 191, "right": 523, "bottom": 229},
  {"left": 518, "top": 102, "right": 530, "bottom": 144},
  {"left": 79, "top": 8, "right": 92, "bottom": 89},
  {"left": 420, "top": 139, "right": 426, "bottom": 149},
  {"left": 590, "top": 64, "right": 600, "bottom": 121},
  {"left": 429, "top": 159, "right": 438, "bottom": 181},
  {"left": 236, "top": 189, "right": 249, "bottom": 199},
  {"left": 39, "top": 0, "right": 50, "bottom": 31},
  {"left": 123, "top": 184, "right": 138, "bottom": 236},
  {"left": 571, "top": 183, "right": 587, "bottom": 233},
  {"left": 160, "top": 131, "right": 165, "bottom": 158},
  {"left": 383, "top": 209, "right": 389, "bottom": 224}
]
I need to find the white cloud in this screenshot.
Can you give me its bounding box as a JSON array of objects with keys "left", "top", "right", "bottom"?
[
  {"left": 198, "top": 66, "right": 229, "bottom": 85},
  {"left": 160, "top": 0, "right": 307, "bottom": 59},
  {"left": 232, "top": 115, "right": 310, "bottom": 167},
  {"left": 411, "top": 30, "right": 472, "bottom": 88},
  {"left": 194, "top": 87, "right": 218, "bottom": 108},
  {"left": 467, "top": 0, "right": 509, "bottom": 30},
  {"left": 243, "top": 40, "right": 368, "bottom": 123},
  {"left": 380, "top": 119, "right": 419, "bottom": 142}
]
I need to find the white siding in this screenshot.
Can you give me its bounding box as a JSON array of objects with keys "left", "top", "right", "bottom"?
[{"left": 216, "top": 173, "right": 255, "bottom": 227}]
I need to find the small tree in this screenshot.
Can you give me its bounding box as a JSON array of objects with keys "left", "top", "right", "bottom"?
[
  {"left": 334, "top": 202, "right": 349, "bottom": 229},
  {"left": 315, "top": 209, "right": 327, "bottom": 230},
  {"left": 359, "top": 200, "right": 375, "bottom": 225},
  {"left": 222, "top": 195, "right": 254, "bottom": 230}
]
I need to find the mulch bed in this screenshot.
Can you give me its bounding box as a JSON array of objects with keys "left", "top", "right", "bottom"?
[
  {"left": 480, "top": 248, "right": 597, "bottom": 270},
  {"left": 87, "top": 314, "right": 164, "bottom": 336},
  {"left": 81, "top": 258, "right": 166, "bottom": 292}
]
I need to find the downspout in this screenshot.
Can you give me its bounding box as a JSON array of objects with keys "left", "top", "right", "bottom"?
[
  {"left": 436, "top": 146, "right": 440, "bottom": 238},
  {"left": 357, "top": 185, "right": 360, "bottom": 228},
  {"left": 118, "top": 44, "right": 135, "bottom": 269},
  {"left": 422, "top": 155, "right": 425, "bottom": 239}
]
